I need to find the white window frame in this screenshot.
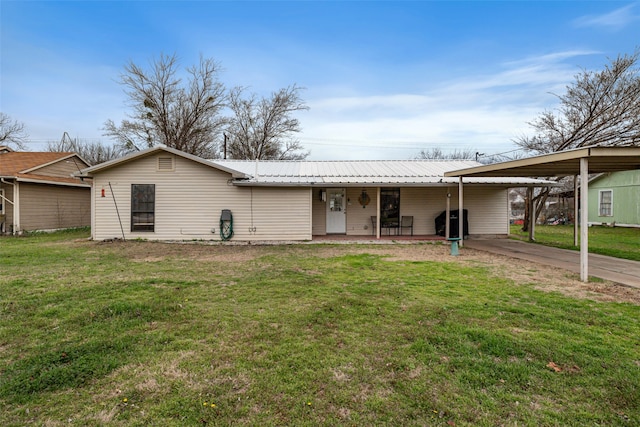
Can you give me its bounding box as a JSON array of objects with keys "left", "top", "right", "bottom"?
[{"left": 598, "top": 189, "right": 613, "bottom": 217}]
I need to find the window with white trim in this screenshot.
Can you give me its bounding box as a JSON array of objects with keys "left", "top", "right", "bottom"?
[{"left": 598, "top": 190, "right": 613, "bottom": 217}]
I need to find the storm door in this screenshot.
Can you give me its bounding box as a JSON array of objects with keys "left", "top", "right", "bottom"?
[{"left": 326, "top": 188, "right": 346, "bottom": 233}]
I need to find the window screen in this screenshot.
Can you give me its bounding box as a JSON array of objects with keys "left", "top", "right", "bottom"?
[{"left": 131, "top": 184, "right": 155, "bottom": 231}]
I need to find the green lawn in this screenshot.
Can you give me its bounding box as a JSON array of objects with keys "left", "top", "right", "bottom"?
[
  {"left": 510, "top": 224, "right": 640, "bottom": 261},
  {"left": 1, "top": 230, "right": 639, "bottom": 426}
]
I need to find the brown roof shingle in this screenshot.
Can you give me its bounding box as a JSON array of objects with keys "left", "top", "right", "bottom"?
[
  {"left": 0, "top": 152, "right": 76, "bottom": 175},
  {"left": 0, "top": 151, "right": 90, "bottom": 186}
]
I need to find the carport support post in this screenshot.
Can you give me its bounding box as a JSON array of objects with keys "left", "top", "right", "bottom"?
[
  {"left": 574, "top": 175, "right": 579, "bottom": 247},
  {"left": 580, "top": 158, "right": 589, "bottom": 282},
  {"left": 458, "top": 177, "right": 463, "bottom": 247},
  {"left": 527, "top": 187, "right": 535, "bottom": 242}
]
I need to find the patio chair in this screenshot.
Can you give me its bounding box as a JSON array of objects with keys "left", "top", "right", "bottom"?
[
  {"left": 370, "top": 216, "right": 377, "bottom": 235},
  {"left": 400, "top": 216, "right": 413, "bottom": 236}
]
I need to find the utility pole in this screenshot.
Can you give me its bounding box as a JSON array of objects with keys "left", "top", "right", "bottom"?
[{"left": 223, "top": 133, "right": 227, "bottom": 159}]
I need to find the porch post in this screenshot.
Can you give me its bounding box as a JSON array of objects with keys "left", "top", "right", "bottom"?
[
  {"left": 376, "top": 186, "right": 381, "bottom": 239},
  {"left": 580, "top": 158, "right": 589, "bottom": 282},
  {"left": 445, "top": 189, "right": 451, "bottom": 239},
  {"left": 458, "top": 177, "right": 463, "bottom": 247}
]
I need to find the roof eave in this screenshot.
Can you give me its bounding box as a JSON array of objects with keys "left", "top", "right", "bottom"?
[
  {"left": 76, "top": 145, "right": 249, "bottom": 179},
  {"left": 15, "top": 177, "right": 92, "bottom": 188}
]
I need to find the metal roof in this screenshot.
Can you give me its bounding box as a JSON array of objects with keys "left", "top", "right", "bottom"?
[
  {"left": 75, "top": 145, "right": 556, "bottom": 187},
  {"left": 213, "top": 159, "right": 554, "bottom": 187}
]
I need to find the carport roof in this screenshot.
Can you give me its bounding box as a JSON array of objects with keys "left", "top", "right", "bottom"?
[
  {"left": 444, "top": 146, "right": 640, "bottom": 178},
  {"left": 443, "top": 145, "right": 640, "bottom": 284}
]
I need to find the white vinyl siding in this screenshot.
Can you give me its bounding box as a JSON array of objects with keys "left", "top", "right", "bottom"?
[
  {"left": 345, "top": 188, "right": 379, "bottom": 235},
  {"left": 462, "top": 187, "right": 509, "bottom": 235},
  {"left": 311, "top": 190, "right": 327, "bottom": 235},
  {"left": 92, "top": 153, "right": 311, "bottom": 241}
]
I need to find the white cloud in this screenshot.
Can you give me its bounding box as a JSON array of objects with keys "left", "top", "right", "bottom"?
[
  {"left": 301, "top": 51, "right": 590, "bottom": 160},
  {"left": 574, "top": 4, "right": 640, "bottom": 30}
]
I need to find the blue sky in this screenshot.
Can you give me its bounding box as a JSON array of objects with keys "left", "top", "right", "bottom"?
[{"left": 1, "top": 1, "right": 639, "bottom": 160}]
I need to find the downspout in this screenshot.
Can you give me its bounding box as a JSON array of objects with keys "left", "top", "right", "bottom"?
[{"left": 458, "top": 177, "right": 463, "bottom": 247}]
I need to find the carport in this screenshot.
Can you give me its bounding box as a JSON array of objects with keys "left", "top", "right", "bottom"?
[{"left": 445, "top": 146, "right": 640, "bottom": 282}]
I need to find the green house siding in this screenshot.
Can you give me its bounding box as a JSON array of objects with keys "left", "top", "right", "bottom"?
[{"left": 588, "top": 170, "right": 640, "bottom": 226}]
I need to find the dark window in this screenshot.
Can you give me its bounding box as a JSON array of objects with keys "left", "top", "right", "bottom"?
[
  {"left": 131, "top": 184, "right": 155, "bottom": 232},
  {"left": 380, "top": 188, "right": 400, "bottom": 227}
]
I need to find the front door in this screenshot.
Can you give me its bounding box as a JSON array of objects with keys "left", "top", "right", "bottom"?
[{"left": 326, "top": 188, "right": 346, "bottom": 233}]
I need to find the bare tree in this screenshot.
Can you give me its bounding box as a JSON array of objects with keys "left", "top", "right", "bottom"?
[
  {"left": 517, "top": 50, "right": 640, "bottom": 153},
  {"left": 47, "top": 132, "right": 125, "bottom": 166},
  {"left": 416, "top": 147, "right": 477, "bottom": 161},
  {"left": 0, "top": 113, "right": 28, "bottom": 149},
  {"left": 225, "top": 85, "right": 309, "bottom": 160},
  {"left": 416, "top": 147, "right": 518, "bottom": 164},
  {"left": 104, "top": 53, "right": 227, "bottom": 158},
  {"left": 515, "top": 49, "right": 640, "bottom": 231}
]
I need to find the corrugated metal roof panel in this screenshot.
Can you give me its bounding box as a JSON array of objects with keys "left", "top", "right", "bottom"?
[
  {"left": 213, "top": 160, "right": 481, "bottom": 178},
  {"left": 211, "top": 160, "right": 555, "bottom": 186}
]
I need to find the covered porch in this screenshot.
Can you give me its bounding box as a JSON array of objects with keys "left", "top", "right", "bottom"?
[{"left": 311, "top": 233, "right": 447, "bottom": 242}]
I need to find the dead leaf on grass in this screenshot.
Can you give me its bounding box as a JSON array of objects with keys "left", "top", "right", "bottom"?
[{"left": 547, "top": 361, "right": 562, "bottom": 372}]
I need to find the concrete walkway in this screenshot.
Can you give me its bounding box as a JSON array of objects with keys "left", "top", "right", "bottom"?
[{"left": 464, "top": 238, "right": 640, "bottom": 289}]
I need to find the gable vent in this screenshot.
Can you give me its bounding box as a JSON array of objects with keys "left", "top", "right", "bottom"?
[{"left": 158, "top": 156, "right": 175, "bottom": 171}]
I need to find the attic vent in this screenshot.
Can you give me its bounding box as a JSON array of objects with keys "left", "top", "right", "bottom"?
[{"left": 157, "top": 156, "right": 175, "bottom": 171}]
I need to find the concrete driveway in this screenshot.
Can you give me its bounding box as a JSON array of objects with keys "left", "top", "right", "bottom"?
[{"left": 464, "top": 238, "right": 640, "bottom": 289}]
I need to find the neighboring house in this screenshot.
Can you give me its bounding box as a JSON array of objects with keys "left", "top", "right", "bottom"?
[
  {"left": 0, "top": 147, "right": 91, "bottom": 234},
  {"left": 77, "top": 145, "right": 548, "bottom": 242},
  {"left": 588, "top": 169, "right": 640, "bottom": 227}
]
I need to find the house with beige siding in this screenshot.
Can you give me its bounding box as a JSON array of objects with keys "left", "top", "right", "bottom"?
[
  {"left": 0, "top": 147, "right": 91, "bottom": 234},
  {"left": 78, "top": 145, "right": 547, "bottom": 242}
]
